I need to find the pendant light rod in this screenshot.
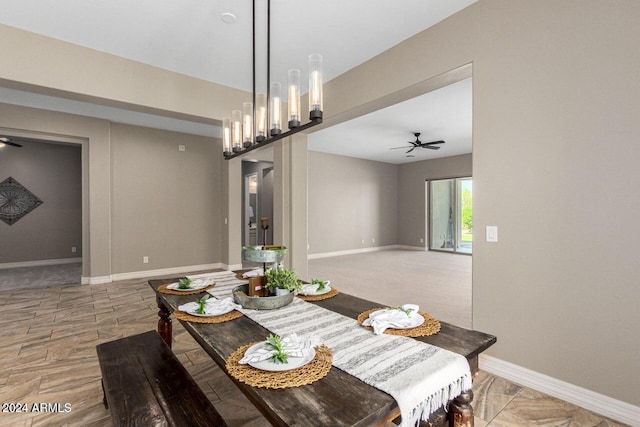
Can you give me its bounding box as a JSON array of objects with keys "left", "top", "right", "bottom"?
[{"left": 223, "top": 0, "right": 323, "bottom": 160}]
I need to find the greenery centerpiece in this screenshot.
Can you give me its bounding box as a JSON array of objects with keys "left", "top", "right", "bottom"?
[{"left": 264, "top": 266, "right": 302, "bottom": 295}]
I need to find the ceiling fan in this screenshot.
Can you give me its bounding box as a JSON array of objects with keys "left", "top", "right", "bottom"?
[
  {"left": 0, "top": 137, "right": 23, "bottom": 148},
  {"left": 390, "top": 132, "right": 444, "bottom": 154}
]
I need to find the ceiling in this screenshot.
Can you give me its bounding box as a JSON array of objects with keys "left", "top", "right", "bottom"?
[{"left": 0, "top": 0, "right": 474, "bottom": 164}]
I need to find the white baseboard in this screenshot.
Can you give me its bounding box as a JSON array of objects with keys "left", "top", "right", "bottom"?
[
  {"left": 87, "top": 275, "right": 112, "bottom": 285},
  {"left": 479, "top": 354, "right": 640, "bottom": 427},
  {"left": 108, "top": 263, "right": 225, "bottom": 282},
  {"left": 308, "top": 245, "right": 410, "bottom": 260},
  {"left": 84, "top": 263, "right": 226, "bottom": 284},
  {"left": 0, "top": 257, "right": 82, "bottom": 270}
]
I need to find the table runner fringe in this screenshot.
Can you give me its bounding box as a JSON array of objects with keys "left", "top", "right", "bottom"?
[{"left": 407, "top": 373, "right": 472, "bottom": 426}]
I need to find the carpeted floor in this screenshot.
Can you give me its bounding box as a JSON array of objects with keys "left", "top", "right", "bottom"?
[
  {"left": 0, "top": 263, "right": 82, "bottom": 292},
  {"left": 309, "top": 249, "right": 472, "bottom": 328}
]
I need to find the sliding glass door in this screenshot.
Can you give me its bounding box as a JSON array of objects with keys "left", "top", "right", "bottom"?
[{"left": 429, "top": 177, "right": 472, "bottom": 254}]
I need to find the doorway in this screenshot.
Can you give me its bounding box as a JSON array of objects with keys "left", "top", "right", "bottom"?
[
  {"left": 244, "top": 173, "right": 258, "bottom": 246},
  {"left": 429, "top": 177, "right": 472, "bottom": 254},
  {"left": 241, "top": 160, "right": 274, "bottom": 247}
]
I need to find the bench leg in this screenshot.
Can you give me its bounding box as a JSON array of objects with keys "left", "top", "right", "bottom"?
[
  {"left": 101, "top": 378, "right": 108, "bottom": 409},
  {"left": 156, "top": 295, "right": 172, "bottom": 348},
  {"left": 449, "top": 389, "right": 474, "bottom": 427}
]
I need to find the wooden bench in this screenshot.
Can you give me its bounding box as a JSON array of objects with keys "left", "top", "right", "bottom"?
[{"left": 96, "top": 330, "right": 228, "bottom": 427}]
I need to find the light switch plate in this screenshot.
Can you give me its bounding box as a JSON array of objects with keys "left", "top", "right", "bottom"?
[{"left": 486, "top": 226, "right": 498, "bottom": 242}]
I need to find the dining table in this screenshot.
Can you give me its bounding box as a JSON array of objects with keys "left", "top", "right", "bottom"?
[{"left": 148, "top": 273, "right": 496, "bottom": 427}]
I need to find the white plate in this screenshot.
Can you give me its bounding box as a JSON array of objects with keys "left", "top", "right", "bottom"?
[
  {"left": 300, "top": 282, "right": 331, "bottom": 296},
  {"left": 167, "top": 278, "right": 209, "bottom": 291},
  {"left": 368, "top": 310, "right": 425, "bottom": 329},
  {"left": 186, "top": 306, "right": 235, "bottom": 317},
  {"left": 245, "top": 342, "right": 315, "bottom": 372}
]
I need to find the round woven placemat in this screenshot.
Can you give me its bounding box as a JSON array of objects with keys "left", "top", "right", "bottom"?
[
  {"left": 357, "top": 308, "right": 441, "bottom": 337},
  {"left": 226, "top": 343, "right": 333, "bottom": 389},
  {"left": 297, "top": 287, "right": 339, "bottom": 301},
  {"left": 173, "top": 309, "right": 243, "bottom": 324},
  {"left": 158, "top": 283, "right": 215, "bottom": 295}
]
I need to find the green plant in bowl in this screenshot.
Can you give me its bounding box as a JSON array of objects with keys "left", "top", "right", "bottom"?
[{"left": 264, "top": 266, "right": 301, "bottom": 293}]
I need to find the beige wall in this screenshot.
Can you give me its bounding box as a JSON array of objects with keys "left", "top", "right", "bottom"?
[
  {"left": 321, "top": 0, "right": 640, "bottom": 406},
  {"left": 397, "top": 154, "right": 472, "bottom": 247},
  {"left": 0, "top": 103, "right": 223, "bottom": 280},
  {"left": 110, "top": 124, "right": 222, "bottom": 274},
  {"left": 308, "top": 151, "right": 398, "bottom": 255},
  {"left": 0, "top": 141, "right": 82, "bottom": 263}
]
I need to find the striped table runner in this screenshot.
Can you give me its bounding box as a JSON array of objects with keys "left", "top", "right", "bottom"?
[{"left": 194, "top": 271, "right": 471, "bottom": 427}]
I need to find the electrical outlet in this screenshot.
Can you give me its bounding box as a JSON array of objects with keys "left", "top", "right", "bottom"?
[
  {"left": 178, "top": 145, "right": 186, "bottom": 152},
  {"left": 143, "top": 256, "right": 149, "bottom": 264},
  {"left": 71, "top": 246, "right": 77, "bottom": 253},
  {"left": 419, "top": 238, "right": 424, "bottom": 243}
]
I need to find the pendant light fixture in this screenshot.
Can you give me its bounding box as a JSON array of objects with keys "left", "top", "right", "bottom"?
[{"left": 223, "top": 0, "right": 323, "bottom": 160}]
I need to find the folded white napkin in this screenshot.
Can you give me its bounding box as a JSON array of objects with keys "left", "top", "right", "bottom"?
[
  {"left": 242, "top": 268, "right": 264, "bottom": 278},
  {"left": 238, "top": 333, "right": 320, "bottom": 364},
  {"left": 299, "top": 281, "right": 331, "bottom": 296},
  {"left": 167, "top": 278, "right": 212, "bottom": 291},
  {"left": 178, "top": 296, "right": 241, "bottom": 316},
  {"left": 362, "top": 304, "right": 420, "bottom": 335}
]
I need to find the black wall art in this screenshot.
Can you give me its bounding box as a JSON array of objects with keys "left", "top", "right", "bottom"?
[{"left": 0, "top": 177, "right": 43, "bottom": 225}]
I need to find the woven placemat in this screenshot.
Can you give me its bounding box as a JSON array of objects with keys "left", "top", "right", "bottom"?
[
  {"left": 174, "top": 309, "right": 243, "bottom": 324},
  {"left": 357, "top": 308, "right": 441, "bottom": 337},
  {"left": 297, "top": 287, "right": 340, "bottom": 301},
  {"left": 226, "top": 343, "right": 333, "bottom": 389},
  {"left": 157, "top": 283, "right": 215, "bottom": 295}
]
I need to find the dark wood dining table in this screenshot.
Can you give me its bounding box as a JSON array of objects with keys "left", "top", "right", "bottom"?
[{"left": 149, "top": 276, "right": 496, "bottom": 427}]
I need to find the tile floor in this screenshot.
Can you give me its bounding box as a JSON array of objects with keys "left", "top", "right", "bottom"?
[{"left": 0, "top": 273, "right": 629, "bottom": 426}]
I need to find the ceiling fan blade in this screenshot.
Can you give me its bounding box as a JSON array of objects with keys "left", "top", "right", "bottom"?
[
  {"left": 423, "top": 145, "right": 441, "bottom": 150},
  {"left": 390, "top": 146, "right": 412, "bottom": 150},
  {"left": 406, "top": 147, "right": 416, "bottom": 153},
  {"left": 423, "top": 140, "right": 445, "bottom": 145}
]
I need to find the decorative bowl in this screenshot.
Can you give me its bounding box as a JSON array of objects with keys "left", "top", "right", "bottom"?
[{"left": 232, "top": 284, "right": 293, "bottom": 310}]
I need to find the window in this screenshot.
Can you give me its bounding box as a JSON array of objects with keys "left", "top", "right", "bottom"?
[{"left": 429, "top": 177, "right": 472, "bottom": 254}]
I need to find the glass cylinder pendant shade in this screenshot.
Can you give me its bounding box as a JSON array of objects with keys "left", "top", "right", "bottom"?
[
  {"left": 270, "top": 82, "right": 282, "bottom": 136},
  {"left": 243, "top": 102, "right": 253, "bottom": 147},
  {"left": 222, "top": 117, "right": 232, "bottom": 154},
  {"left": 308, "top": 54, "right": 323, "bottom": 119},
  {"left": 288, "top": 69, "right": 301, "bottom": 129},
  {"left": 232, "top": 109, "right": 242, "bottom": 152},
  {"left": 255, "top": 93, "right": 267, "bottom": 142}
]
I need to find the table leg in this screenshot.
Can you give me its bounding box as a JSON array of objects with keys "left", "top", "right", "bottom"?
[
  {"left": 156, "top": 295, "right": 172, "bottom": 348},
  {"left": 449, "top": 389, "right": 474, "bottom": 427}
]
